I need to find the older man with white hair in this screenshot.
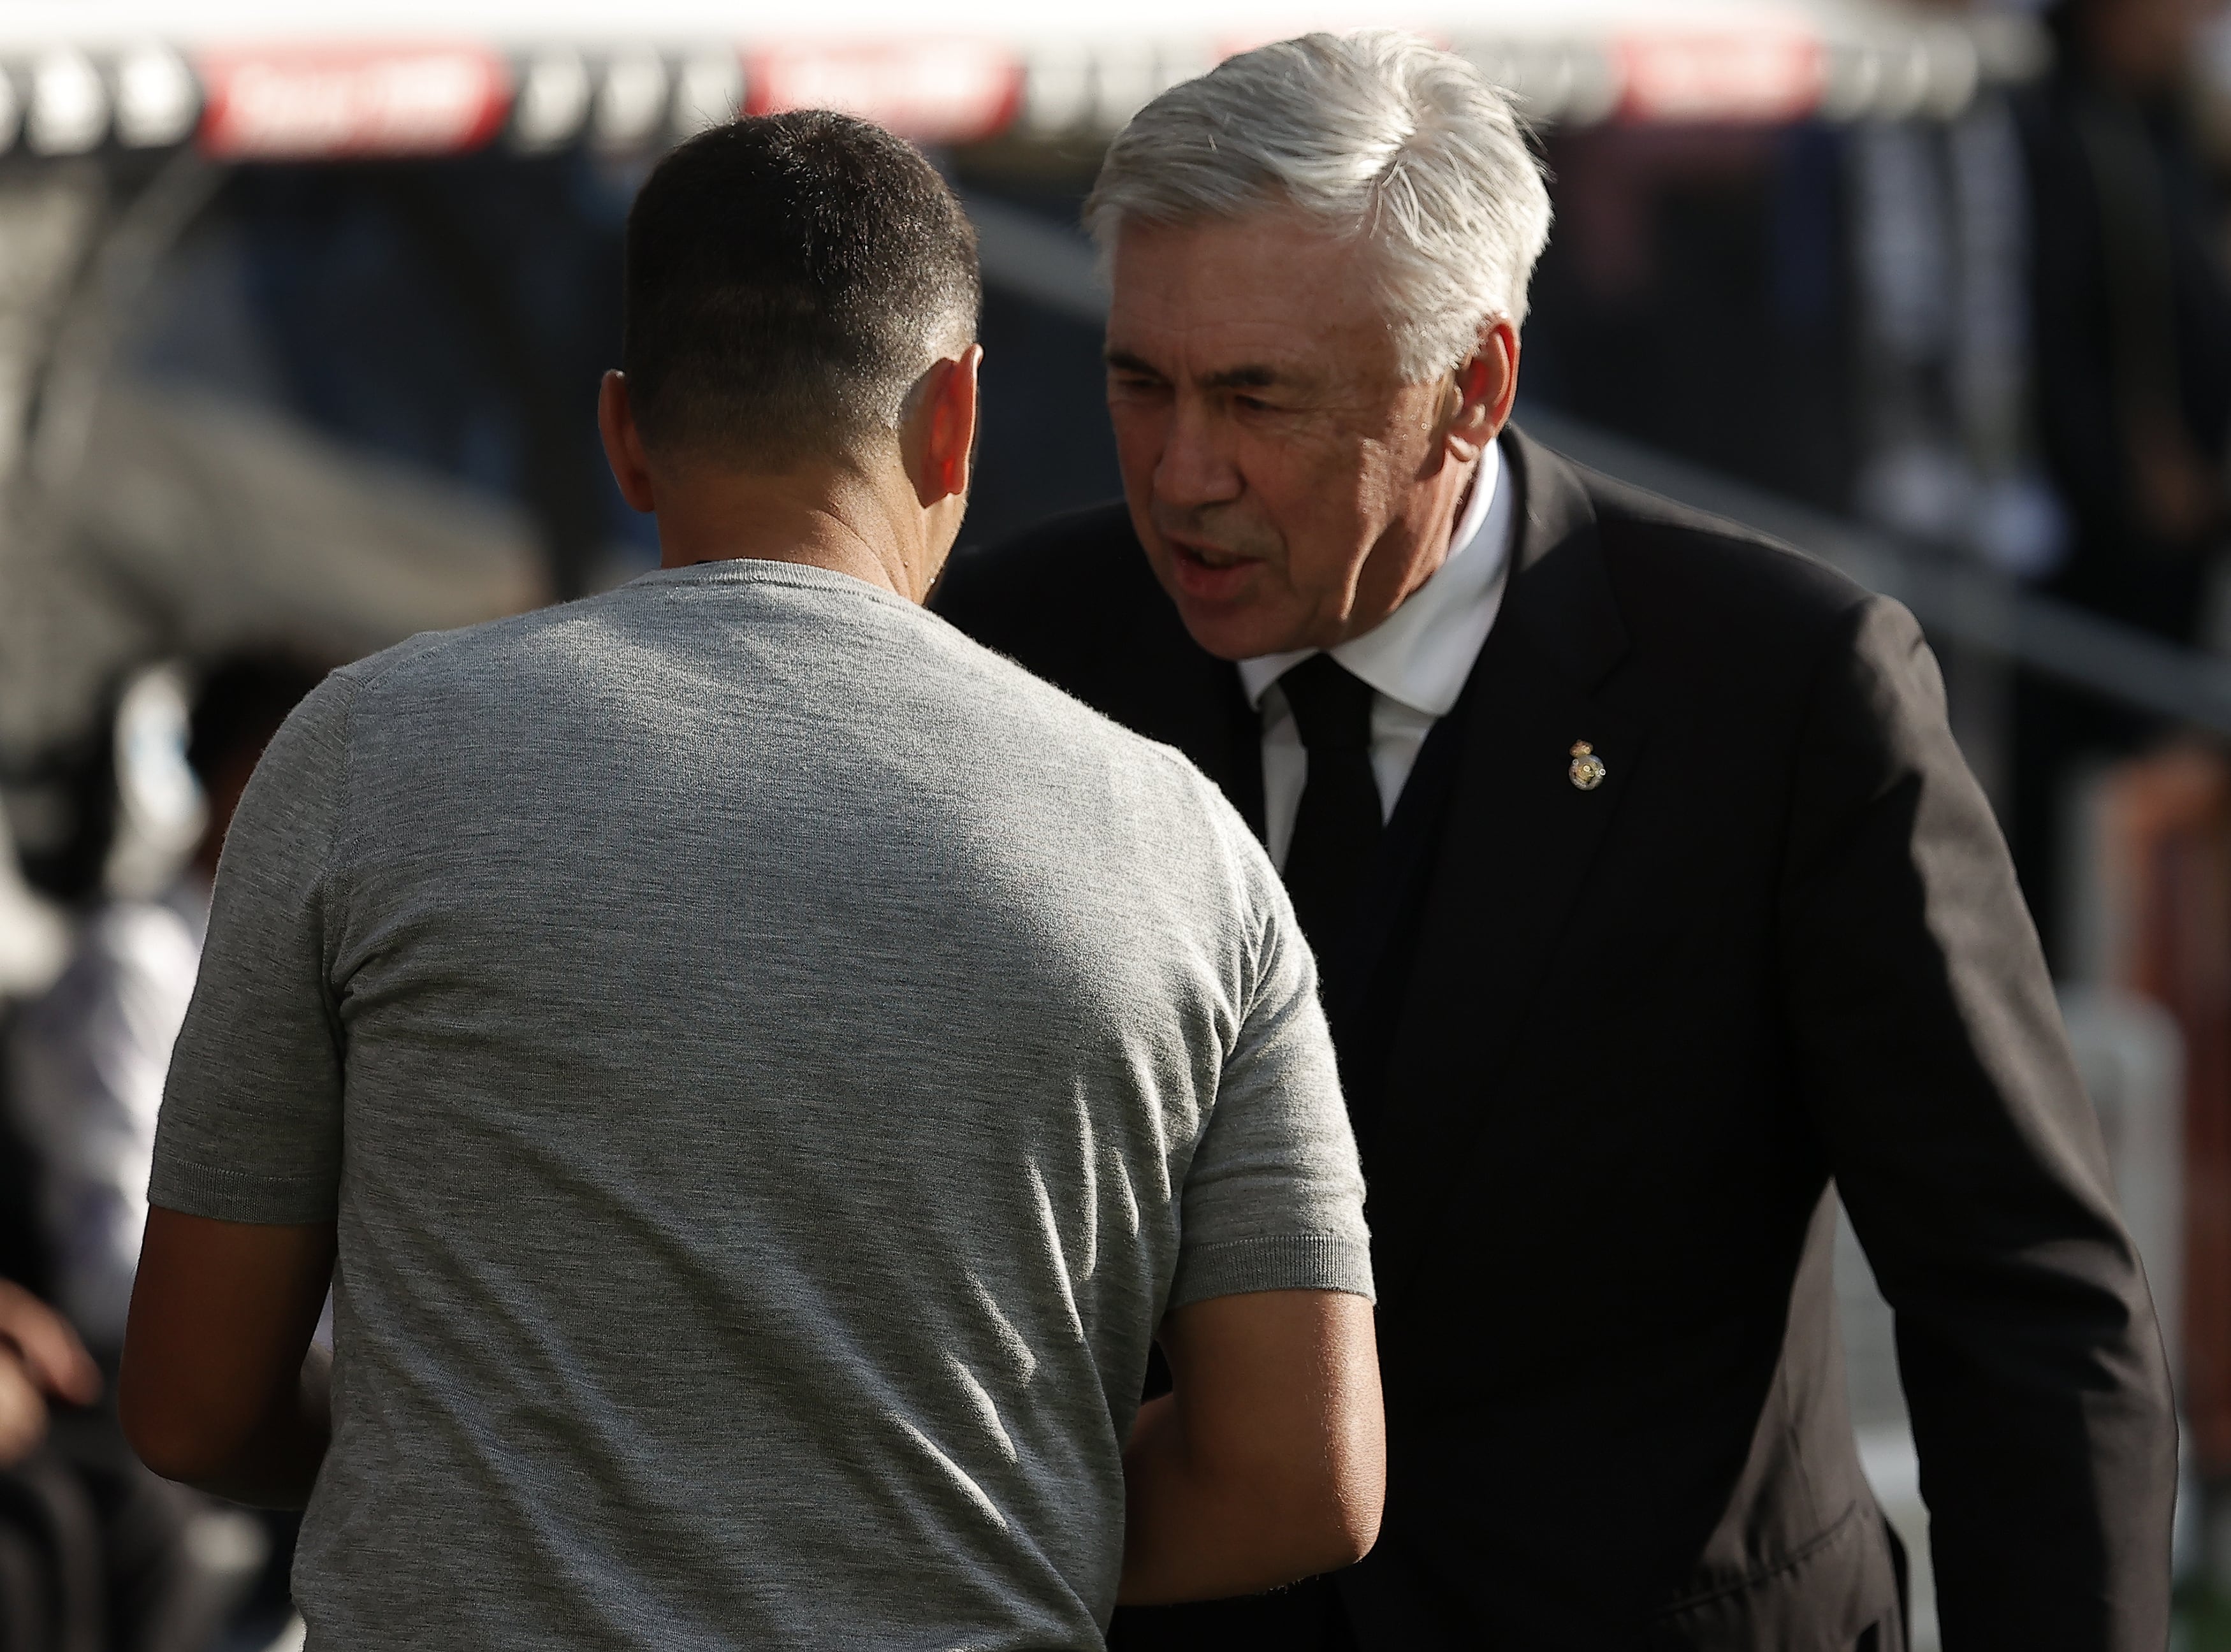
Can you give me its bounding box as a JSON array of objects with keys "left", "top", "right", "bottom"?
[{"left": 938, "top": 31, "right": 2176, "bottom": 1652}]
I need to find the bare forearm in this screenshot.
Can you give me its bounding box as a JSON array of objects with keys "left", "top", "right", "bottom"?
[
  {"left": 122, "top": 1208, "right": 338, "bottom": 1508},
  {"left": 147, "top": 1344, "right": 331, "bottom": 1509},
  {"left": 1117, "top": 1392, "right": 1368, "bottom": 1605}
]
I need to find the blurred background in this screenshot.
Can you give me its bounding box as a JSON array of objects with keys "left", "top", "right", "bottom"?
[{"left": 0, "top": 0, "right": 2228, "bottom": 1646}]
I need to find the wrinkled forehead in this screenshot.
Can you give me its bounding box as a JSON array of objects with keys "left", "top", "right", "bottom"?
[{"left": 1104, "top": 214, "right": 1404, "bottom": 386}]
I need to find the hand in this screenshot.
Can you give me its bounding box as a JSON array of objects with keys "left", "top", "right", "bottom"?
[{"left": 0, "top": 1280, "right": 102, "bottom": 1467}]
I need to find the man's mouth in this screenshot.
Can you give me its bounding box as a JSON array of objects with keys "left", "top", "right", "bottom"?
[
  {"left": 1164, "top": 535, "right": 1262, "bottom": 601},
  {"left": 1174, "top": 541, "right": 1250, "bottom": 570}
]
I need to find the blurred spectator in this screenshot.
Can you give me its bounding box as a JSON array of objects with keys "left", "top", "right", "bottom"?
[
  {"left": 0, "top": 1282, "right": 100, "bottom": 1471},
  {"left": 1849, "top": 84, "right": 2063, "bottom": 581},
  {"left": 2012, "top": 0, "right": 2231, "bottom": 954},
  {"left": 3, "top": 651, "right": 321, "bottom": 1652},
  {"left": 2025, "top": 0, "right": 2231, "bottom": 634},
  {"left": 0, "top": 1280, "right": 104, "bottom": 1652},
  {"left": 10, "top": 654, "right": 325, "bottom": 1352}
]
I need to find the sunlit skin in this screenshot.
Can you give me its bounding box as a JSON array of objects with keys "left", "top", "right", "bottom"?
[
  {"left": 597, "top": 349, "right": 984, "bottom": 605},
  {"left": 1105, "top": 214, "right": 1520, "bottom": 662}
]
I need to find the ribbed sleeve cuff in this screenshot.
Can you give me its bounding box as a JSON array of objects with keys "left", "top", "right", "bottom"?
[
  {"left": 148, "top": 1157, "right": 339, "bottom": 1226},
  {"left": 1167, "top": 1233, "right": 1375, "bottom": 1311}
]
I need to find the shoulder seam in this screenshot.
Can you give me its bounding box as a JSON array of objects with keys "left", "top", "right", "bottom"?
[
  {"left": 1601, "top": 504, "right": 1822, "bottom": 569},
  {"left": 1574, "top": 459, "right": 1811, "bottom": 554},
  {"left": 1789, "top": 588, "right": 1886, "bottom": 741},
  {"left": 1159, "top": 752, "right": 1282, "bottom": 1032},
  {"left": 337, "top": 628, "right": 458, "bottom": 695},
  {"left": 321, "top": 675, "right": 362, "bottom": 1054},
  {"left": 1776, "top": 590, "right": 1902, "bottom": 873}
]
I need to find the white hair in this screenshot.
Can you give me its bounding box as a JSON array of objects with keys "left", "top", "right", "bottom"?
[{"left": 1084, "top": 31, "right": 1553, "bottom": 381}]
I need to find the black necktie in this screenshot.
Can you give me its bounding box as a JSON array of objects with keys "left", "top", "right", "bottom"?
[{"left": 1278, "top": 653, "right": 1382, "bottom": 962}]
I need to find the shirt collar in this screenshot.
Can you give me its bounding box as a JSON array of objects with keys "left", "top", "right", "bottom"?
[{"left": 1238, "top": 437, "right": 1511, "bottom": 718}]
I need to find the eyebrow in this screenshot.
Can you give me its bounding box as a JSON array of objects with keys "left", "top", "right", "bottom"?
[
  {"left": 1105, "top": 349, "right": 1166, "bottom": 379},
  {"left": 1104, "top": 349, "right": 1288, "bottom": 391}
]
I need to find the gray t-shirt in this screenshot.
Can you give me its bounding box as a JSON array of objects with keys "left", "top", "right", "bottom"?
[{"left": 151, "top": 560, "right": 1370, "bottom": 1652}]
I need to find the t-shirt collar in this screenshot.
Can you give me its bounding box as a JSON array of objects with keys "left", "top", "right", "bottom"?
[{"left": 1237, "top": 438, "right": 1509, "bottom": 718}]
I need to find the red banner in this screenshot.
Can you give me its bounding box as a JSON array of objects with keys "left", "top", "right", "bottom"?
[
  {"left": 198, "top": 45, "right": 512, "bottom": 159},
  {"left": 1615, "top": 29, "right": 1824, "bottom": 124},
  {"left": 746, "top": 41, "right": 1021, "bottom": 145}
]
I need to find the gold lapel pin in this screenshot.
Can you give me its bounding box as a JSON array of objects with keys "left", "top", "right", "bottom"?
[{"left": 1569, "top": 741, "right": 1607, "bottom": 791}]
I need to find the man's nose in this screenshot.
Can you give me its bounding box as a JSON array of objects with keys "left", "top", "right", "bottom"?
[{"left": 1154, "top": 396, "right": 1244, "bottom": 509}]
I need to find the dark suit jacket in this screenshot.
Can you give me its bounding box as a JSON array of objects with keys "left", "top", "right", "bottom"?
[{"left": 934, "top": 429, "right": 2177, "bottom": 1650}]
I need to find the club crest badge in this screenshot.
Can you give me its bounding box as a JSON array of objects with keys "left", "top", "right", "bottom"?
[{"left": 1569, "top": 741, "right": 1607, "bottom": 791}]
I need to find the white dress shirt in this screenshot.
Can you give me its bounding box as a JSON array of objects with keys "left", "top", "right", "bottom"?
[{"left": 1239, "top": 439, "right": 1515, "bottom": 869}]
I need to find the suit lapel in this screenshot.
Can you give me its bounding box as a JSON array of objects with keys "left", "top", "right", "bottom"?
[{"left": 1363, "top": 430, "right": 1646, "bottom": 1315}]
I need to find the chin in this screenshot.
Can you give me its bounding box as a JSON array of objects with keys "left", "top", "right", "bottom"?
[
  {"left": 1139, "top": 534, "right": 1315, "bottom": 661},
  {"left": 1170, "top": 595, "right": 1305, "bottom": 663}
]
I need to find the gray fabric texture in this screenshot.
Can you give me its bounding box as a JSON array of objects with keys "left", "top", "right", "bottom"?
[{"left": 150, "top": 559, "right": 1370, "bottom": 1652}]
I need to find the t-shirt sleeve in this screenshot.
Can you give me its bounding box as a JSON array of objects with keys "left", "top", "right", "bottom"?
[
  {"left": 149, "top": 674, "right": 356, "bottom": 1225},
  {"left": 1166, "top": 797, "right": 1373, "bottom": 1312}
]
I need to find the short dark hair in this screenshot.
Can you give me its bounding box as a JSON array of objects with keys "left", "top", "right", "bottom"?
[{"left": 621, "top": 112, "right": 980, "bottom": 466}]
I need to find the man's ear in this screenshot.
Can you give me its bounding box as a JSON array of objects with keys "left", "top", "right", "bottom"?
[
  {"left": 598, "top": 371, "right": 658, "bottom": 514},
  {"left": 908, "top": 345, "right": 984, "bottom": 508},
  {"left": 1446, "top": 317, "right": 1522, "bottom": 464}
]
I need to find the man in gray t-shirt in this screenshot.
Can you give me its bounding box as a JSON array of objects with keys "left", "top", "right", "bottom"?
[{"left": 119, "top": 115, "right": 1381, "bottom": 1649}]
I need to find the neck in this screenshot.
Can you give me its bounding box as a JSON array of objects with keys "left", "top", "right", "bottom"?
[
  {"left": 1370, "top": 451, "right": 1480, "bottom": 620},
  {"left": 1437, "top": 458, "right": 1483, "bottom": 564},
  {"left": 653, "top": 454, "right": 932, "bottom": 601}
]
